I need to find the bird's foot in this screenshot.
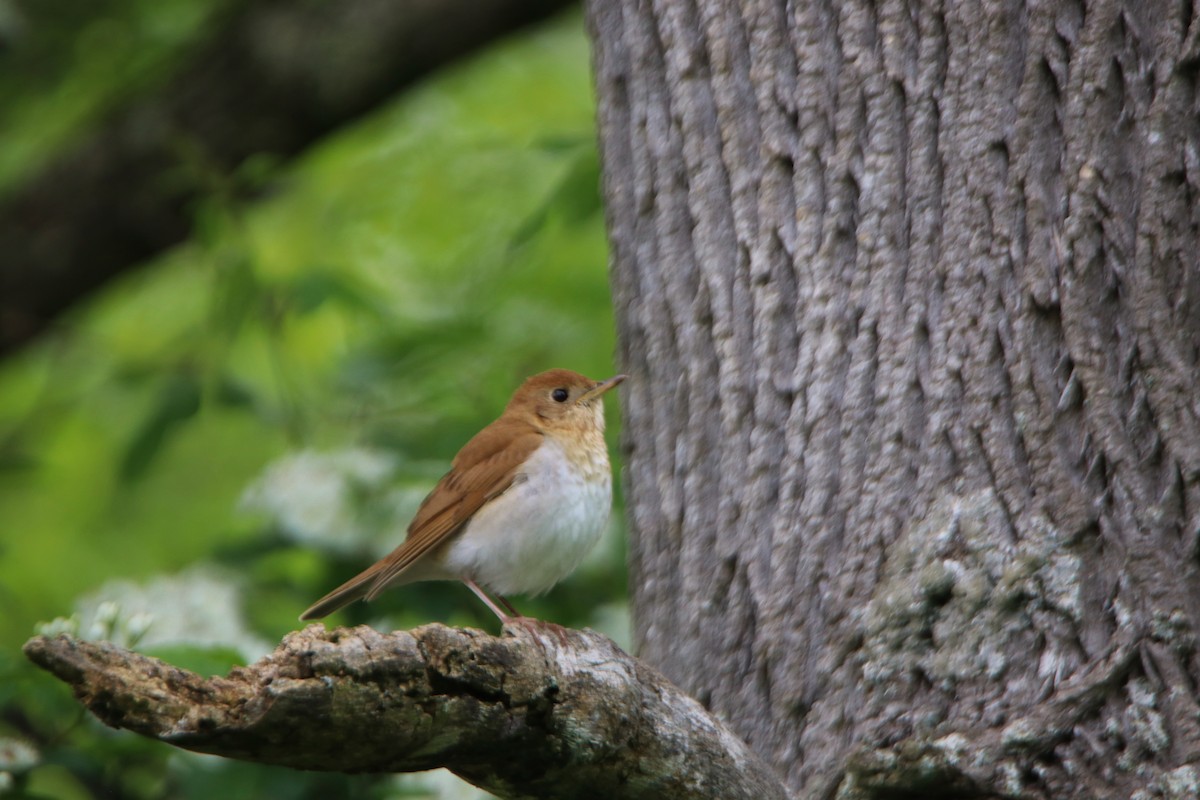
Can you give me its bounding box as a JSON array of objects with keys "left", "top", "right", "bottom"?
[{"left": 503, "top": 616, "right": 573, "bottom": 647}]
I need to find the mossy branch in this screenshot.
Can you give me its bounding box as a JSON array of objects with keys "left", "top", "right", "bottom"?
[{"left": 23, "top": 623, "right": 787, "bottom": 800}]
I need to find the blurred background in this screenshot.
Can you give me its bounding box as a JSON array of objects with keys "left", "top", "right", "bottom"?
[{"left": 0, "top": 1, "right": 624, "bottom": 798}]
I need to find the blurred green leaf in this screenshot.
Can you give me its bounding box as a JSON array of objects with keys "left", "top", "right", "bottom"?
[
  {"left": 548, "top": 147, "right": 604, "bottom": 226},
  {"left": 119, "top": 371, "right": 202, "bottom": 481},
  {"left": 0, "top": 0, "right": 240, "bottom": 189},
  {"left": 141, "top": 644, "right": 244, "bottom": 678},
  {"left": 22, "top": 765, "right": 92, "bottom": 800},
  {"left": 281, "top": 271, "right": 388, "bottom": 319}
]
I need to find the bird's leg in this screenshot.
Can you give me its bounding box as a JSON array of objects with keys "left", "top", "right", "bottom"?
[
  {"left": 463, "top": 579, "right": 512, "bottom": 622},
  {"left": 497, "top": 594, "right": 522, "bottom": 617},
  {"left": 461, "top": 580, "right": 569, "bottom": 646}
]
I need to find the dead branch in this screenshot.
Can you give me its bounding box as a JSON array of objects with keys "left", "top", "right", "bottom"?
[{"left": 23, "top": 622, "right": 788, "bottom": 800}]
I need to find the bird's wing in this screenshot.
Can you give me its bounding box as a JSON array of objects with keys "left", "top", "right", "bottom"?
[{"left": 299, "top": 422, "right": 542, "bottom": 620}]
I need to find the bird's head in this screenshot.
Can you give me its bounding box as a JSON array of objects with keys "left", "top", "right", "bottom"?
[{"left": 506, "top": 369, "right": 626, "bottom": 434}]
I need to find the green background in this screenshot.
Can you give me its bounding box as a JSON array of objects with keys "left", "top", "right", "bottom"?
[{"left": 0, "top": 8, "right": 624, "bottom": 799}]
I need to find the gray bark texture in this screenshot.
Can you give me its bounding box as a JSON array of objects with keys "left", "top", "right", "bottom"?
[
  {"left": 586, "top": 0, "right": 1200, "bottom": 797},
  {"left": 23, "top": 624, "right": 788, "bottom": 800}
]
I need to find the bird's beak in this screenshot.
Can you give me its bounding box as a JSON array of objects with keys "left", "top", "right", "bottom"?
[{"left": 578, "top": 374, "right": 627, "bottom": 404}]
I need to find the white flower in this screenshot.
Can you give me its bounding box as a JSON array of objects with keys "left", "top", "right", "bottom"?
[
  {"left": 0, "top": 738, "right": 38, "bottom": 773},
  {"left": 35, "top": 615, "right": 79, "bottom": 637},
  {"left": 385, "top": 769, "right": 496, "bottom": 799},
  {"left": 240, "top": 448, "right": 407, "bottom": 555},
  {"left": 74, "top": 567, "right": 269, "bottom": 661}
]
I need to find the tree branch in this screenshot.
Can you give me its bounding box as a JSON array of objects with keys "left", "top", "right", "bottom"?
[{"left": 23, "top": 623, "right": 788, "bottom": 800}]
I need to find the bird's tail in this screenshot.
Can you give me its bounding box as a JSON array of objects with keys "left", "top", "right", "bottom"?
[
  {"left": 299, "top": 571, "right": 376, "bottom": 620},
  {"left": 300, "top": 540, "right": 430, "bottom": 620}
]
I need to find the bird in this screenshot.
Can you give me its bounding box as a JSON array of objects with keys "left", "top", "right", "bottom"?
[{"left": 300, "top": 368, "right": 626, "bottom": 623}]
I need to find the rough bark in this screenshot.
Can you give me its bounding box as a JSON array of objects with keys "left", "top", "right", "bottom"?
[
  {"left": 0, "top": 0, "right": 572, "bottom": 353},
  {"left": 587, "top": 0, "right": 1200, "bottom": 798},
  {"left": 22, "top": 624, "right": 787, "bottom": 800}
]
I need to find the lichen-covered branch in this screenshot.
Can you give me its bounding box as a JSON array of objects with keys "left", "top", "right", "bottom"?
[{"left": 23, "top": 623, "right": 787, "bottom": 800}]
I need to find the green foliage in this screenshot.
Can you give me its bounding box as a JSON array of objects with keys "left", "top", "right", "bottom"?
[
  {"left": 0, "top": 0, "right": 240, "bottom": 190},
  {"left": 0, "top": 9, "right": 622, "bottom": 800}
]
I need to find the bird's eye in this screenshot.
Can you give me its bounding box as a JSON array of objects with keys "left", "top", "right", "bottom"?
[{"left": 551, "top": 388, "right": 570, "bottom": 403}]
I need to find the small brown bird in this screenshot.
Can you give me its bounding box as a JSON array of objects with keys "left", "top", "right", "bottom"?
[{"left": 301, "top": 369, "right": 625, "bottom": 623}]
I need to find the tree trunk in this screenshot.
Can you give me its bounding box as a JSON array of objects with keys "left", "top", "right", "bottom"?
[{"left": 587, "top": 0, "right": 1200, "bottom": 797}]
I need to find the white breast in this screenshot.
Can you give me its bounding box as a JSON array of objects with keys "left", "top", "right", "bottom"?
[{"left": 441, "top": 436, "right": 612, "bottom": 596}]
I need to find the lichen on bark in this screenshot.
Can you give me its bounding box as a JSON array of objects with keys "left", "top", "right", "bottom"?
[{"left": 23, "top": 623, "right": 788, "bottom": 800}]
